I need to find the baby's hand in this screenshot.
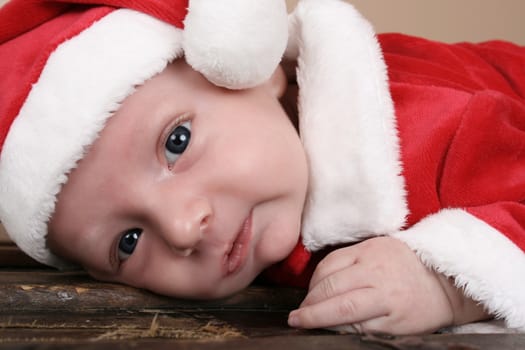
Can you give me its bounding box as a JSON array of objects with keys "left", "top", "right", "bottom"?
[{"left": 288, "top": 236, "right": 485, "bottom": 334}]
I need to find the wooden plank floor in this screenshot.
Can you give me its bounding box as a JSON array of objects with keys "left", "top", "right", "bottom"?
[{"left": 1, "top": 268, "right": 525, "bottom": 349}]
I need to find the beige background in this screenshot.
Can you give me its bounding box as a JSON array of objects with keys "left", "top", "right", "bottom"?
[
  {"left": 0, "top": 0, "right": 524, "bottom": 243},
  {"left": 287, "top": 0, "right": 525, "bottom": 44}
]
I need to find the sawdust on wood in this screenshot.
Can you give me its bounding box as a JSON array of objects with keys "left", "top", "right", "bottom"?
[
  {"left": 92, "top": 314, "right": 244, "bottom": 341},
  {"left": 1, "top": 313, "right": 244, "bottom": 343}
]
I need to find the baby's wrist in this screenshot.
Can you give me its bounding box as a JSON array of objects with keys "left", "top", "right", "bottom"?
[{"left": 435, "top": 273, "right": 490, "bottom": 326}]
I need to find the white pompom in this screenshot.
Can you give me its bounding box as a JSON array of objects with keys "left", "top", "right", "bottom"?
[{"left": 183, "top": 0, "right": 288, "bottom": 89}]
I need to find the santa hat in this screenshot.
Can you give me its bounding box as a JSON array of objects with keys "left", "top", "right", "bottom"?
[{"left": 0, "top": 0, "right": 288, "bottom": 268}]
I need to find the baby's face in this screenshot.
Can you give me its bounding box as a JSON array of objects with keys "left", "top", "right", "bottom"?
[{"left": 48, "top": 59, "right": 308, "bottom": 299}]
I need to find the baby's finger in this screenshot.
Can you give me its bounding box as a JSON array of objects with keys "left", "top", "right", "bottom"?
[
  {"left": 288, "top": 287, "right": 387, "bottom": 330},
  {"left": 309, "top": 246, "right": 358, "bottom": 289},
  {"left": 301, "top": 265, "right": 370, "bottom": 307}
]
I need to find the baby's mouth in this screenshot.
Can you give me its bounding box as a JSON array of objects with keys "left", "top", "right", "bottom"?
[{"left": 224, "top": 212, "right": 253, "bottom": 276}]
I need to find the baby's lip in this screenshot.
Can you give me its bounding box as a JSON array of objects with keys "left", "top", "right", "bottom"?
[{"left": 223, "top": 211, "right": 253, "bottom": 276}]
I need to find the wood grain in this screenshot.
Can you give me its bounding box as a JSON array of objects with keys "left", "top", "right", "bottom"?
[{"left": 0, "top": 269, "right": 524, "bottom": 349}]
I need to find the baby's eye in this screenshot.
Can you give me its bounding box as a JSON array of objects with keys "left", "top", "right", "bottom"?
[
  {"left": 165, "top": 121, "right": 191, "bottom": 166},
  {"left": 118, "top": 228, "right": 142, "bottom": 261}
]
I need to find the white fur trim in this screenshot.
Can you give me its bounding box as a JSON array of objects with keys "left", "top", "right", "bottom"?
[
  {"left": 442, "top": 319, "right": 523, "bottom": 334},
  {"left": 392, "top": 209, "right": 525, "bottom": 331},
  {"left": 290, "top": 0, "right": 407, "bottom": 250},
  {"left": 183, "top": 0, "right": 288, "bottom": 89},
  {"left": 0, "top": 10, "right": 183, "bottom": 268}
]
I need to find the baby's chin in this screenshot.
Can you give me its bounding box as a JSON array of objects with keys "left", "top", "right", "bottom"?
[
  {"left": 152, "top": 268, "right": 264, "bottom": 300},
  {"left": 204, "top": 267, "right": 266, "bottom": 299},
  {"left": 158, "top": 277, "right": 255, "bottom": 300},
  {"left": 202, "top": 259, "right": 278, "bottom": 300}
]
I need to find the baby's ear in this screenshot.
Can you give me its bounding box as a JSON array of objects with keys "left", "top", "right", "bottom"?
[{"left": 264, "top": 65, "right": 287, "bottom": 99}]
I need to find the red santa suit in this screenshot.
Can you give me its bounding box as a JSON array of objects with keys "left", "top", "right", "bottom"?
[{"left": 264, "top": 0, "right": 525, "bottom": 332}]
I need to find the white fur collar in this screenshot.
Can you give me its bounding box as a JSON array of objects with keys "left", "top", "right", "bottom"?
[
  {"left": 286, "top": 0, "right": 408, "bottom": 251},
  {"left": 286, "top": 2, "right": 525, "bottom": 333}
]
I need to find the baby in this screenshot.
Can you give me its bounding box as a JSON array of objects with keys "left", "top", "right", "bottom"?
[{"left": 1, "top": 0, "right": 524, "bottom": 335}]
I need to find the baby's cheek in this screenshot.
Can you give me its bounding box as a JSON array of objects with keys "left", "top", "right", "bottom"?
[
  {"left": 84, "top": 266, "right": 120, "bottom": 285},
  {"left": 257, "top": 223, "right": 301, "bottom": 266}
]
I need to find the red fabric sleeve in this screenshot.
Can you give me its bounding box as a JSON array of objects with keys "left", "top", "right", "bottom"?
[
  {"left": 444, "top": 90, "right": 525, "bottom": 251},
  {"left": 380, "top": 34, "right": 525, "bottom": 252}
]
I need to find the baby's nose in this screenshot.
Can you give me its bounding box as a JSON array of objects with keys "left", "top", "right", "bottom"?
[{"left": 157, "top": 197, "right": 212, "bottom": 254}]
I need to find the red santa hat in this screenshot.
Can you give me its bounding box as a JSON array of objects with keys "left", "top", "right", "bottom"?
[{"left": 0, "top": 0, "right": 288, "bottom": 268}]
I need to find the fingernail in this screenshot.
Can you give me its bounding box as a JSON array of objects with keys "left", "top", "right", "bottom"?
[{"left": 288, "top": 312, "right": 300, "bottom": 327}]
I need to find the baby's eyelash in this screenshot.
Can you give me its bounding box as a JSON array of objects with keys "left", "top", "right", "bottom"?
[
  {"left": 110, "top": 229, "right": 141, "bottom": 271},
  {"left": 165, "top": 114, "right": 193, "bottom": 138},
  {"left": 160, "top": 113, "right": 191, "bottom": 148},
  {"left": 162, "top": 114, "right": 193, "bottom": 169}
]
